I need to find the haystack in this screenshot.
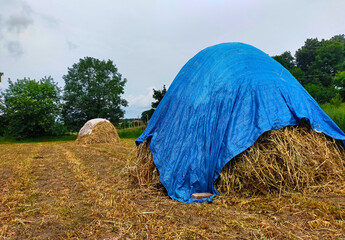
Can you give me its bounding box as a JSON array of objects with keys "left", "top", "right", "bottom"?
[
  {"left": 131, "top": 123, "right": 345, "bottom": 195},
  {"left": 76, "top": 118, "right": 120, "bottom": 145},
  {"left": 134, "top": 43, "right": 345, "bottom": 202}
]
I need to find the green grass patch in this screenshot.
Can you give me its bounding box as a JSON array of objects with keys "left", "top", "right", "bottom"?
[
  {"left": 321, "top": 102, "right": 345, "bottom": 132},
  {"left": 0, "top": 134, "right": 77, "bottom": 144},
  {"left": 117, "top": 126, "right": 145, "bottom": 139}
]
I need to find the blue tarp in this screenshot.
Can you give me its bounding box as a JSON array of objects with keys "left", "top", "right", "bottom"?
[{"left": 136, "top": 42, "right": 345, "bottom": 203}]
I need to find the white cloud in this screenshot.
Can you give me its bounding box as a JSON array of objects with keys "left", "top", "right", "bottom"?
[
  {"left": 125, "top": 87, "right": 154, "bottom": 108},
  {"left": 122, "top": 87, "right": 155, "bottom": 118}
]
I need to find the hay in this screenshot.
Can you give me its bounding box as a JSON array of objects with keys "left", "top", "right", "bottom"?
[
  {"left": 128, "top": 139, "right": 161, "bottom": 188},
  {"left": 216, "top": 123, "right": 345, "bottom": 195},
  {"left": 132, "top": 123, "right": 345, "bottom": 195},
  {"left": 76, "top": 120, "right": 120, "bottom": 145}
]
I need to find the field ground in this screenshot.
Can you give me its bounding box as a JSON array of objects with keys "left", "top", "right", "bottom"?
[{"left": 1, "top": 139, "right": 345, "bottom": 239}]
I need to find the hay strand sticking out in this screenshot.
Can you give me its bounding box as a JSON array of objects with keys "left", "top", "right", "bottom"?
[
  {"left": 76, "top": 121, "right": 120, "bottom": 145},
  {"left": 132, "top": 124, "right": 345, "bottom": 195}
]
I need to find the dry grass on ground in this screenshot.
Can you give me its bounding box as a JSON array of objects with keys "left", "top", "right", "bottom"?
[{"left": 1, "top": 139, "right": 345, "bottom": 239}]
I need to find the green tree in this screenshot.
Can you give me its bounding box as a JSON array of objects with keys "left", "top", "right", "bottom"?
[
  {"left": 0, "top": 94, "right": 7, "bottom": 136},
  {"left": 310, "top": 40, "right": 345, "bottom": 87},
  {"left": 304, "top": 83, "right": 337, "bottom": 104},
  {"left": 0, "top": 77, "right": 62, "bottom": 138},
  {"left": 151, "top": 85, "right": 167, "bottom": 109},
  {"left": 141, "top": 85, "right": 167, "bottom": 124},
  {"left": 295, "top": 38, "right": 321, "bottom": 72},
  {"left": 290, "top": 67, "right": 306, "bottom": 85},
  {"left": 141, "top": 109, "right": 155, "bottom": 124},
  {"left": 333, "top": 71, "right": 345, "bottom": 100},
  {"left": 330, "top": 34, "right": 345, "bottom": 44},
  {"left": 272, "top": 51, "right": 295, "bottom": 70},
  {"left": 62, "top": 57, "right": 128, "bottom": 131}
]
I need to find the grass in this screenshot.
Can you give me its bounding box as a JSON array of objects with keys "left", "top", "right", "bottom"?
[
  {"left": 0, "top": 135, "right": 77, "bottom": 144},
  {"left": 1, "top": 140, "right": 345, "bottom": 239},
  {"left": 321, "top": 102, "right": 345, "bottom": 132},
  {"left": 117, "top": 126, "right": 145, "bottom": 139}
]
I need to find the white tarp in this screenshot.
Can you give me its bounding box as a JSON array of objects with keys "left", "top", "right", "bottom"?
[{"left": 78, "top": 118, "right": 109, "bottom": 137}]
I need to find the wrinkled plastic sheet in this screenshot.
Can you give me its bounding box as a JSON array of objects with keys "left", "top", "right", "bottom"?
[{"left": 136, "top": 43, "right": 345, "bottom": 203}]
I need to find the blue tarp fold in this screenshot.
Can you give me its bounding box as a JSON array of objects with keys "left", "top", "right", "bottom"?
[{"left": 136, "top": 43, "right": 345, "bottom": 203}]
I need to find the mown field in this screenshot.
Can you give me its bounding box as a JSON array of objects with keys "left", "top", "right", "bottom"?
[{"left": 1, "top": 139, "right": 345, "bottom": 239}]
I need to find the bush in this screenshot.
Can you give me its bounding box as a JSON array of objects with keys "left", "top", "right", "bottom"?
[
  {"left": 321, "top": 103, "right": 345, "bottom": 132},
  {"left": 304, "top": 84, "right": 337, "bottom": 104},
  {"left": 117, "top": 127, "right": 145, "bottom": 139}
]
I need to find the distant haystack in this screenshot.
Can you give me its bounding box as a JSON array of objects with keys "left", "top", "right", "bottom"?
[{"left": 76, "top": 118, "right": 120, "bottom": 145}]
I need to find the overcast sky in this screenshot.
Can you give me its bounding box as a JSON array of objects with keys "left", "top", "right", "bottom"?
[{"left": 0, "top": 0, "right": 344, "bottom": 118}]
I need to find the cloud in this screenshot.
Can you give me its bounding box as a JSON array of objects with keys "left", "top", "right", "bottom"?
[
  {"left": 66, "top": 40, "right": 78, "bottom": 50},
  {"left": 6, "top": 3, "right": 33, "bottom": 33},
  {"left": 123, "top": 87, "right": 155, "bottom": 118},
  {"left": 6, "top": 41, "right": 23, "bottom": 57},
  {"left": 125, "top": 87, "right": 154, "bottom": 108}
]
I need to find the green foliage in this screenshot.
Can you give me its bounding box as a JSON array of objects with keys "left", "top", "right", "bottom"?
[
  {"left": 289, "top": 67, "right": 306, "bottom": 85},
  {"left": 0, "top": 77, "right": 62, "bottom": 138},
  {"left": 272, "top": 51, "right": 295, "bottom": 70},
  {"left": 294, "top": 36, "right": 345, "bottom": 88},
  {"left": 141, "top": 109, "right": 154, "bottom": 124},
  {"left": 304, "top": 84, "right": 337, "bottom": 104},
  {"left": 330, "top": 93, "right": 342, "bottom": 107},
  {"left": 321, "top": 103, "right": 345, "bottom": 132},
  {"left": 62, "top": 57, "right": 128, "bottom": 132},
  {"left": 152, "top": 85, "right": 167, "bottom": 109},
  {"left": 310, "top": 40, "right": 345, "bottom": 86},
  {"left": 117, "top": 126, "right": 145, "bottom": 139},
  {"left": 332, "top": 71, "right": 345, "bottom": 100},
  {"left": 295, "top": 38, "right": 321, "bottom": 72}
]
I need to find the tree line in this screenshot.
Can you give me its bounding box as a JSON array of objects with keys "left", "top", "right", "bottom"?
[{"left": 0, "top": 57, "right": 127, "bottom": 139}]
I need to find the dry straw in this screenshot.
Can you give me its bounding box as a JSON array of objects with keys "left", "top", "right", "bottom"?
[
  {"left": 130, "top": 123, "right": 345, "bottom": 195},
  {"left": 75, "top": 121, "right": 120, "bottom": 145},
  {"left": 128, "top": 140, "right": 161, "bottom": 188}
]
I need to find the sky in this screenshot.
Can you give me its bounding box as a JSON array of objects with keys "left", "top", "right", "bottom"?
[{"left": 0, "top": 0, "right": 344, "bottom": 118}]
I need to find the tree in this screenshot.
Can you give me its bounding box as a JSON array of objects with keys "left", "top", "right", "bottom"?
[
  {"left": 151, "top": 85, "right": 167, "bottom": 109},
  {"left": 330, "top": 34, "right": 345, "bottom": 44},
  {"left": 141, "top": 109, "right": 155, "bottom": 124},
  {"left": 141, "top": 85, "right": 167, "bottom": 124},
  {"left": 295, "top": 38, "right": 321, "bottom": 72},
  {"left": 62, "top": 57, "right": 128, "bottom": 131},
  {"left": 290, "top": 67, "right": 306, "bottom": 85},
  {"left": 333, "top": 71, "right": 345, "bottom": 100},
  {"left": 0, "top": 77, "right": 62, "bottom": 138},
  {"left": 0, "top": 94, "right": 7, "bottom": 136},
  {"left": 272, "top": 51, "right": 295, "bottom": 70},
  {"left": 310, "top": 40, "right": 345, "bottom": 87},
  {"left": 304, "top": 83, "right": 337, "bottom": 104}
]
